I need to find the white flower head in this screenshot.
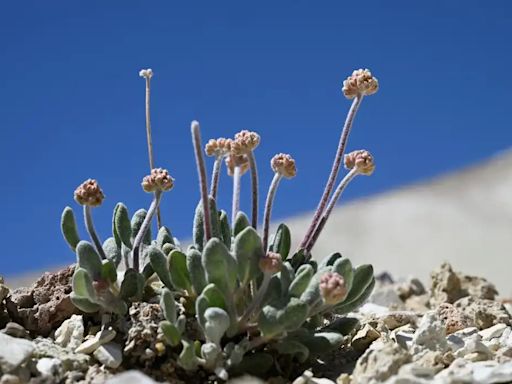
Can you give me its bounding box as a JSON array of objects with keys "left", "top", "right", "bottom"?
[{"left": 139, "top": 68, "right": 153, "bottom": 79}]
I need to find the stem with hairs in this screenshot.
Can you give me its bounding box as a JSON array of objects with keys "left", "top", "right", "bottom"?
[
  {"left": 210, "top": 156, "right": 222, "bottom": 200},
  {"left": 262, "top": 173, "right": 282, "bottom": 251},
  {"left": 83, "top": 206, "right": 107, "bottom": 260},
  {"left": 143, "top": 75, "right": 162, "bottom": 228},
  {"left": 231, "top": 166, "right": 242, "bottom": 225},
  {"left": 238, "top": 272, "right": 271, "bottom": 328},
  {"left": 132, "top": 191, "right": 162, "bottom": 272},
  {"left": 191, "top": 121, "right": 212, "bottom": 241},
  {"left": 305, "top": 168, "right": 359, "bottom": 252},
  {"left": 247, "top": 152, "right": 259, "bottom": 229},
  {"left": 299, "top": 95, "right": 363, "bottom": 251}
]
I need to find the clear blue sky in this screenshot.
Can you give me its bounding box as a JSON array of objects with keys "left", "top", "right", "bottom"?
[{"left": 1, "top": 1, "right": 511, "bottom": 275}]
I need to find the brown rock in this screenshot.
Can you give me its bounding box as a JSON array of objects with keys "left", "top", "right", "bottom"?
[
  {"left": 5, "top": 265, "right": 78, "bottom": 336},
  {"left": 436, "top": 303, "right": 474, "bottom": 334},
  {"left": 454, "top": 297, "right": 511, "bottom": 330},
  {"left": 459, "top": 274, "right": 498, "bottom": 301},
  {"left": 429, "top": 263, "right": 464, "bottom": 307}
]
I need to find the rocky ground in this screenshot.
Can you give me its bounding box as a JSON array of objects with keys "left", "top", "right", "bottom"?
[{"left": 0, "top": 263, "right": 511, "bottom": 384}]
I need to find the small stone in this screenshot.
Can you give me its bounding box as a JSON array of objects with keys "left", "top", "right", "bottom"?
[
  {"left": 459, "top": 274, "right": 498, "bottom": 301},
  {"left": 75, "top": 328, "right": 116, "bottom": 354},
  {"left": 33, "top": 337, "right": 90, "bottom": 373},
  {"left": 55, "top": 314, "right": 84, "bottom": 350},
  {"left": 446, "top": 334, "right": 466, "bottom": 352},
  {"left": 0, "top": 374, "right": 20, "bottom": 384},
  {"left": 336, "top": 373, "right": 351, "bottom": 384},
  {"left": 429, "top": 263, "right": 464, "bottom": 307},
  {"left": 472, "top": 360, "right": 512, "bottom": 383},
  {"left": 94, "top": 342, "right": 123, "bottom": 369},
  {"left": 369, "top": 286, "right": 404, "bottom": 309},
  {"left": 36, "top": 357, "right": 62, "bottom": 377},
  {"left": 106, "top": 371, "right": 159, "bottom": 384},
  {"left": 380, "top": 311, "right": 418, "bottom": 331},
  {"left": 2, "top": 322, "right": 30, "bottom": 339},
  {"left": 454, "top": 334, "right": 493, "bottom": 361},
  {"left": 351, "top": 324, "right": 380, "bottom": 351},
  {"left": 0, "top": 333, "right": 34, "bottom": 372},
  {"left": 412, "top": 312, "right": 449, "bottom": 353},
  {"left": 391, "top": 325, "right": 415, "bottom": 349},
  {"left": 478, "top": 323, "right": 507, "bottom": 341}
]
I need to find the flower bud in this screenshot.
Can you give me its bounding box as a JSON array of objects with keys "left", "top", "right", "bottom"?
[
  {"left": 342, "top": 69, "right": 379, "bottom": 99},
  {"left": 142, "top": 168, "right": 174, "bottom": 193},
  {"left": 319, "top": 272, "right": 348, "bottom": 305},
  {"left": 344, "top": 150, "right": 375, "bottom": 176},
  {"left": 205, "top": 138, "right": 233, "bottom": 157},
  {"left": 271, "top": 153, "right": 297, "bottom": 178},
  {"left": 139, "top": 68, "right": 153, "bottom": 79},
  {"left": 74, "top": 179, "right": 105, "bottom": 207},
  {"left": 225, "top": 154, "right": 250, "bottom": 176},
  {"left": 231, "top": 130, "right": 260, "bottom": 155},
  {"left": 259, "top": 252, "right": 282, "bottom": 274}
]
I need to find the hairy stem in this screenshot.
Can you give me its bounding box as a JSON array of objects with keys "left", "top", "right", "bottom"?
[
  {"left": 192, "top": 121, "right": 212, "bottom": 241},
  {"left": 262, "top": 173, "right": 282, "bottom": 251},
  {"left": 299, "top": 95, "right": 363, "bottom": 251},
  {"left": 238, "top": 272, "right": 271, "bottom": 328},
  {"left": 132, "top": 191, "right": 162, "bottom": 272},
  {"left": 305, "top": 168, "right": 359, "bottom": 252},
  {"left": 247, "top": 152, "right": 259, "bottom": 229},
  {"left": 143, "top": 76, "right": 162, "bottom": 229},
  {"left": 231, "top": 166, "right": 242, "bottom": 225},
  {"left": 84, "top": 206, "right": 107, "bottom": 260},
  {"left": 210, "top": 156, "right": 222, "bottom": 200}
]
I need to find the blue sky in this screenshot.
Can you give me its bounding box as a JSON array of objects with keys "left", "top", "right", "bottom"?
[{"left": 1, "top": 1, "right": 511, "bottom": 275}]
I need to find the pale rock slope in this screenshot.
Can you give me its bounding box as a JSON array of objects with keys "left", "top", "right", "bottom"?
[{"left": 281, "top": 150, "right": 512, "bottom": 296}]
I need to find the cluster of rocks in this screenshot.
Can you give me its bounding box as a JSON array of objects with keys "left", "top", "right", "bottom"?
[{"left": 0, "top": 263, "right": 510, "bottom": 383}]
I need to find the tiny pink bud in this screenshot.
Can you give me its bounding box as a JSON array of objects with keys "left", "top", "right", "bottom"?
[
  {"left": 225, "top": 154, "right": 250, "bottom": 176},
  {"left": 142, "top": 168, "right": 175, "bottom": 193},
  {"left": 344, "top": 150, "right": 375, "bottom": 176},
  {"left": 342, "top": 69, "right": 379, "bottom": 99},
  {"left": 231, "top": 130, "right": 261, "bottom": 155},
  {"left": 204, "top": 138, "right": 233, "bottom": 157},
  {"left": 271, "top": 153, "right": 297, "bottom": 178},
  {"left": 319, "top": 272, "right": 348, "bottom": 305},
  {"left": 259, "top": 252, "right": 282, "bottom": 274},
  {"left": 74, "top": 179, "right": 105, "bottom": 207}
]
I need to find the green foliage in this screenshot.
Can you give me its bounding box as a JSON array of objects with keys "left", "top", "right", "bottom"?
[{"left": 61, "top": 207, "right": 80, "bottom": 251}]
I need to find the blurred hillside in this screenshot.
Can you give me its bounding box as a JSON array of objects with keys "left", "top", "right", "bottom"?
[{"left": 7, "top": 150, "right": 512, "bottom": 296}]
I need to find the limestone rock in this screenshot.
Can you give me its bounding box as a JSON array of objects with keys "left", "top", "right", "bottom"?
[
  {"left": 106, "top": 370, "right": 159, "bottom": 384},
  {"left": 380, "top": 311, "right": 418, "bottom": 331},
  {"left": 352, "top": 341, "right": 411, "bottom": 383},
  {"left": 429, "top": 263, "right": 464, "bottom": 307},
  {"left": 5, "top": 265, "right": 78, "bottom": 336},
  {"left": 2, "top": 322, "right": 30, "bottom": 339},
  {"left": 55, "top": 314, "right": 84, "bottom": 350},
  {"left": 436, "top": 303, "right": 474, "bottom": 334},
  {"left": 411, "top": 312, "right": 448, "bottom": 353},
  {"left": 94, "top": 342, "right": 123, "bottom": 369},
  {"left": 454, "top": 297, "right": 511, "bottom": 329},
  {"left": 351, "top": 324, "right": 380, "bottom": 352},
  {"left": 478, "top": 323, "right": 508, "bottom": 341},
  {"left": 75, "top": 328, "right": 116, "bottom": 354},
  {"left": 33, "top": 337, "right": 89, "bottom": 373},
  {"left": 0, "top": 333, "right": 34, "bottom": 373}
]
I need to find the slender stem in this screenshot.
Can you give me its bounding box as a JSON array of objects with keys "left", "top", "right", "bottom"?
[
  {"left": 238, "top": 273, "right": 271, "bottom": 328},
  {"left": 144, "top": 76, "right": 162, "bottom": 229},
  {"left": 210, "top": 156, "right": 223, "bottom": 200},
  {"left": 84, "top": 206, "right": 107, "bottom": 260},
  {"left": 191, "top": 121, "right": 212, "bottom": 241},
  {"left": 231, "top": 166, "right": 242, "bottom": 225},
  {"left": 262, "top": 173, "right": 282, "bottom": 252},
  {"left": 247, "top": 335, "right": 269, "bottom": 351},
  {"left": 305, "top": 168, "right": 359, "bottom": 253},
  {"left": 247, "top": 152, "right": 259, "bottom": 229},
  {"left": 132, "top": 191, "right": 162, "bottom": 272},
  {"left": 299, "top": 96, "right": 364, "bottom": 251}
]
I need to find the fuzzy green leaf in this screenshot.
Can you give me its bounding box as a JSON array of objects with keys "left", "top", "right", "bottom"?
[
  {"left": 279, "top": 262, "right": 295, "bottom": 295},
  {"left": 294, "top": 331, "right": 344, "bottom": 356},
  {"left": 148, "top": 246, "right": 173, "bottom": 289},
  {"left": 233, "top": 227, "right": 263, "bottom": 286},
  {"left": 72, "top": 268, "right": 96, "bottom": 301},
  {"left": 114, "top": 203, "right": 132, "bottom": 249},
  {"left": 103, "top": 237, "right": 121, "bottom": 267},
  {"left": 76, "top": 241, "right": 103, "bottom": 281},
  {"left": 269, "top": 223, "right": 291, "bottom": 258},
  {"left": 61, "top": 207, "right": 80, "bottom": 251},
  {"left": 259, "top": 298, "right": 308, "bottom": 337},
  {"left": 131, "top": 209, "right": 151, "bottom": 245},
  {"left": 342, "top": 264, "right": 374, "bottom": 305},
  {"left": 178, "top": 340, "right": 199, "bottom": 371},
  {"left": 193, "top": 201, "right": 205, "bottom": 251},
  {"left": 187, "top": 248, "right": 207, "bottom": 295},
  {"left": 334, "top": 278, "right": 375, "bottom": 315},
  {"left": 274, "top": 340, "right": 309, "bottom": 363},
  {"left": 233, "top": 211, "right": 250, "bottom": 237},
  {"left": 202, "top": 238, "right": 237, "bottom": 297},
  {"left": 333, "top": 258, "right": 353, "bottom": 294},
  {"left": 160, "top": 321, "right": 181, "bottom": 347},
  {"left": 319, "top": 252, "right": 342, "bottom": 269},
  {"left": 156, "top": 226, "right": 174, "bottom": 249},
  {"left": 101, "top": 259, "right": 117, "bottom": 283},
  {"left": 70, "top": 293, "right": 100, "bottom": 313},
  {"left": 169, "top": 250, "right": 192, "bottom": 292},
  {"left": 204, "top": 307, "right": 230, "bottom": 345},
  {"left": 160, "top": 288, "right": 177, "bottom": 323},
  {"left": 119, "top": 268, "right": 140, "bottom": 300},
  {"left": 289, "top": 264, "right": 314, "bottom": 298},
  {"left": 219, "top": 210, "right": 231, "bottom": 249}
]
